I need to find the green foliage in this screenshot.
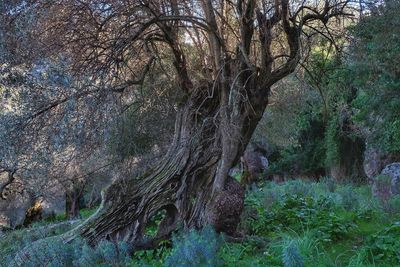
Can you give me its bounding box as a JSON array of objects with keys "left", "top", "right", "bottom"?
[
  {"left": 324, "top": 115, "right": 340, "bottom": 167},
  {"left": 267, "top": 115, "right": 327, "bottom": 176},
  {"left": 373, "top": 174, "right": 393, "bottom": 203},
  {"left": 13, "top": 237, "right": 83, "bottom": 267},
  {"left": 264, "top": 47, "right": 363, "bottom": 177},
  {"left": 0, "top": 220, "right": 79, "bottom": 264},
  {"left": 320, "top": 176, "right": 337, "bottom": 192},
  {"left": 381, "top": 195, "right": 400, "bottom": 215}
]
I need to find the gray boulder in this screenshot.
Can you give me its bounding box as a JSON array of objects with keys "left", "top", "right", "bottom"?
[
  {"left": 364, "top": 147, "right": 400, "bottom": 180},
  {"left": 241, "top": 150, "right": 269, "bottom": 184},
  {"left": 381, "top": 162, "right": 400, "bottom": 195},
  {"left": 372, "top": 162, "right": 400, "bottom": 201}
]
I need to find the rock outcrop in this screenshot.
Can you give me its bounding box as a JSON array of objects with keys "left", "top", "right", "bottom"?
[
  {"left": 364, "top": 147, "right": 400, "bottom": 180},
  {"left": 372, "top": 162, "right": 400, "bottom": 201},
  {"left": 381, "top": 162, "right": 400, "bottom": 195}
]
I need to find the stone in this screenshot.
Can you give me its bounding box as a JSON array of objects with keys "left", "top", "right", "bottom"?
[
  {"left": 364, "top": 147, "right": 400, "bottom": 180},
  {"left": 381, "top": 162, "right": 400, "bottom": 195},
  {"left": 372, "top": 162, "right": 400, "bottom": 201},
  {"left": 241, "top": 148, "right": 269, "bottom": 185}
]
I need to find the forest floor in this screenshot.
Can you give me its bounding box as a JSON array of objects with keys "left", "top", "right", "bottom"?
[{"left": 1, "top": 179, "right": 399, "bottom": 266}]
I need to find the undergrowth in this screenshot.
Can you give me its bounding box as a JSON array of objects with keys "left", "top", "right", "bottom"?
[{"left": 1, "top": 179, "right": 399, "bottom": 266}]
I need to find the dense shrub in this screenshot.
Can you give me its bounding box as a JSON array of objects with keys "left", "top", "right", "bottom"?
[{"left": 381, "top": 195, "right": 400, "bottom": 216}]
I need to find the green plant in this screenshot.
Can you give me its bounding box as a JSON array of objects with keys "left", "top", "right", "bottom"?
[{"left": 373, "top": 174, "right": 393, "bottom": 202}]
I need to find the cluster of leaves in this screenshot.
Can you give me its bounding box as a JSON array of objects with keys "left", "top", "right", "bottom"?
[{"left": 237, "top": 179, "right": 400, "bottom": 266}]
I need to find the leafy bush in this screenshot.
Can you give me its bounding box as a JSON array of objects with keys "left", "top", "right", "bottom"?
[
  {"left": 165, "top": 226, "right": 221, "bottom": 267},
  {"left": 242, "top": 184, "right": 356, "bottom": 242},
  {"left": 11, "top": 237, "right": 83, "bottom": 267},
  {"left": 350, "top": 0, "right": 400, "bottom": 153}
]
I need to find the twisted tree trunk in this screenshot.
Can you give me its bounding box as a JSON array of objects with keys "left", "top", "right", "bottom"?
[{"left": 64, "top": 74, "right": 270, "bottom": 245}]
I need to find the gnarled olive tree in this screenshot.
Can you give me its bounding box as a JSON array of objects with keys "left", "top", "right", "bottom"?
[{"left": 7, "top": 0, "right": 351, "bottom": 246}]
